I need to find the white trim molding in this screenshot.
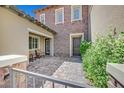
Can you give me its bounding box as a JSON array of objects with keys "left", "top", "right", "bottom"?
[
  {"left": 27, "top": 28, "right": 53, "bottom": 38},
  {"left": 71, "top": 5, "right": 82, "bottom": 22},
  {"left": 70, "top": 33, "right": 84, "bottom": 57},
  {"left": 55, "top": 7, "right": 64, "bottom": 25}
]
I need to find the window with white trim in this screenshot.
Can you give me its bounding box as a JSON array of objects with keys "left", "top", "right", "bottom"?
[
  {"left": 29, "top": 35, "right": 40, "bottom": 50},
  {"left": 71, "top": 5, "right": 82, "bottom": 21},
  {"left": 55, "top": 8, "right": 64, "bottom": 24},
  {"left": 40, "top": 13, "right": 45, "bottom": 24}
]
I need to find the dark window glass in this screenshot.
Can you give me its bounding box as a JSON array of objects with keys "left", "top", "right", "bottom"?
[
  {"left": 29, "top": 37, "right": 32, "bottom": 49},
  {"left": 35, "top": 38, "right": 38, "bottom": 48}
]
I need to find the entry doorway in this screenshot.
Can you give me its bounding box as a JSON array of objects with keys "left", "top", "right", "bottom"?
[
  {"left": 45, "top": 38, "right": 50, "bottom": 55},
  {"left": 70, "top": 33, "right": 84, "bottom": 57},
  {"left": 72, "top": 37, "right": 81, "bottom": 56}
]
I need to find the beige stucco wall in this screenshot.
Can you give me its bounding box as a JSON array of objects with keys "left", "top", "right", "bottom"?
[
  {"left": 90, "top": 5, "right": 124, "bottom": 42},
  {"left": 0, "top": 7, "right": 53, "bottom": 56}
]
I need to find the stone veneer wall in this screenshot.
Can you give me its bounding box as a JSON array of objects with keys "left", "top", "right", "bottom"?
[
  {"left": 0, "top": 62, "right": 27, "bottom": 88},
  {"left": 12, "top": 62, "right": 27, "bottom": 88}
]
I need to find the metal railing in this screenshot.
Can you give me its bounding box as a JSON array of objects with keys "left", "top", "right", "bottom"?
[{"left": 8, "top": 67, "right": 90, "bottom": 88}]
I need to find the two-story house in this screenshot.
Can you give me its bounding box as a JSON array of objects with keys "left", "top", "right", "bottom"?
[{"left": 34, "top": 5, "right": 88, "bottom": 57}]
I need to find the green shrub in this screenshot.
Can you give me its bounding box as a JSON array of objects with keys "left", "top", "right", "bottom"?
[
  {"left": 83, "top": 33, "right": 124, "bottom": 87},
  {"left": 80, "top": 41, "right": 91, "bottom": 56}
]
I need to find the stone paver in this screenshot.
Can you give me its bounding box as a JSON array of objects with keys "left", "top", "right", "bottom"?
[
  {"left": 53, "top": 62, "right": 86, "bottom": 83},
  {"left": 44, "top": 58, "right": 89, "bottom": 88},
  {"left": 27, "top": 56, "right": 64, "bottom": 87}
]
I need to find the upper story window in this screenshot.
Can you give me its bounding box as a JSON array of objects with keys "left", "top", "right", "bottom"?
[
  {"left": 71, "top": 5, "right": 82, "bottom": 22},
  {"left": 40, "top": 13, "right": 45, "bottom": 24},
  {"left": 55, "top": 8, "right": 64, "bottom": 24}
]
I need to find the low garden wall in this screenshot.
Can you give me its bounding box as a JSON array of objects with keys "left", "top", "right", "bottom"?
[{"left": 0, "top": 62, "right": 27, "bottom": 88}]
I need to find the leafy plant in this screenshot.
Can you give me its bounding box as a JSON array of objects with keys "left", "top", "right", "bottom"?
[
  {"left": 80, "top": 40, "right": 91, "bottom": 56},
  {"left": 83, "top": 33, "right": 124, "bottom": 87}
]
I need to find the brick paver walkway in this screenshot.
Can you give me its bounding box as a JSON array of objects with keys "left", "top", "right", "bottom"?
[
  {"left": 44, "top": 58, "right": 89, "bottom": 88},
  {"left": 27, "top": 56, "right": 64, "bottom": 87}
]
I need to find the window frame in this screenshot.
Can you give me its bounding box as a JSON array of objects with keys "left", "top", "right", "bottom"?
[
  {"left": 40, "top": 13, "right": 45, "bottom": 24},
  {"left": 71, "top": 5, "right": 82, "bottom": 22},
  {"left": 29, "top": 35, "right": 40, "bottom": 51},
  {"left": 55, "top": 7, "right": 64, "bottom": 25}
]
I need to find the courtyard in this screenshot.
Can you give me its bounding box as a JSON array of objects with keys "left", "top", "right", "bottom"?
[
  {"left": 0, "top": 56, "right": 89, "bottom": 88},
  {"left": 27, "top": 56, "right": 89, "bottom": 88}
]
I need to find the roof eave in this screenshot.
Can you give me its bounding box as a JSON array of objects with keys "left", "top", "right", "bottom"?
[{"left": 33, "top": 5, "right": 56, "bottom": 14}]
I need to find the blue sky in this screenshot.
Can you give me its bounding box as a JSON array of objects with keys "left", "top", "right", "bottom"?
[{"left": 16, "top": 5, "right": 47, "bottom": 17}]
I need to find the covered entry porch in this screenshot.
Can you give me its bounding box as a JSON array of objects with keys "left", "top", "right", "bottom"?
[{"left": 28, "top": 28, "right": 54, "bottom": 62}]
